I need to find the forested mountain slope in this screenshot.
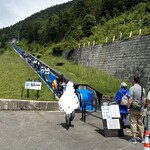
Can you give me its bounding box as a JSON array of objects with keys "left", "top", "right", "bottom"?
[{"left": 0, "top": 0, "right": 149, "bottom": 52}]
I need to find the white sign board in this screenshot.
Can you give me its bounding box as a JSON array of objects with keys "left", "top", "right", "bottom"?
[
  {"left": 101, "top": 105, "right": 120, "bottom": 119},
  {"left": 25, "top": 81, "right": 41, "bottom": 90},
  {"left": 101, "top": 106, "right": 111, "bottom": 119},
  {"left": 106, "top": 119, "right": 120, "bottom": 129},
  {"left": 110, "top": 105, "right": 120, "bottom": 118}
]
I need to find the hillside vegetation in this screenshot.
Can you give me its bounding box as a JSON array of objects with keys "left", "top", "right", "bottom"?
[
  {"left": 0, "top": 0, "right": 149, "bottom": 51},
  {"left": 0, "top": 0, "right": 149, "bottom": 99},
  {"left": 0, "top": 45, "right": 54, "bottom": 101},
  {"left": 0, "top": 44, "right": 130, "bottom": 99}
]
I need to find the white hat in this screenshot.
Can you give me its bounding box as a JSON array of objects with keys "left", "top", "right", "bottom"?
[{"left": 120, "top": 82, "right": 127, "bottom": 88}]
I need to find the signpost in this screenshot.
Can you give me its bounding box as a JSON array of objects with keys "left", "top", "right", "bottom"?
[
  {"left": 101, "top": 101, "right": 124, "bottom": 137},
  {"left": 25, "top": 80, "right": 41, "bottom": 98}
]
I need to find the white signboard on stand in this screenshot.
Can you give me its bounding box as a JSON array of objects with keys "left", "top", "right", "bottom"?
[
  {"left": 110, "top": 105, "right": 120, "bottom": 118},
  {"left": 101, "top": 104, "right": 121, "bottom": 129},
  {"left": 101, "top": 106, "right": 111, "bottom": 119},
  {"left": 25, "top": 81, "right": 41, "bottom": 90},
  {"left": 107, "top": 119, "right": 120, "bottom": 129},
  {"left": 101, "top": 104, "right": 120, "bottom": 119}
]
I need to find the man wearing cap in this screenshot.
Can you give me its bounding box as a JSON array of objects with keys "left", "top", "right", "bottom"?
[{"left": 115, "top": 82, "right": 129, "bottom": 129}]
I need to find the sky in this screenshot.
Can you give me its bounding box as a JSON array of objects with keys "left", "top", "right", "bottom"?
[{"left": 0, "top": 0, "right": 71, "bottom": 29}]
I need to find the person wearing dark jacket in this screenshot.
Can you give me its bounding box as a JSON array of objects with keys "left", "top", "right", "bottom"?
[{"left": 115, "top": 82, "right": 130, "bottom": 129}]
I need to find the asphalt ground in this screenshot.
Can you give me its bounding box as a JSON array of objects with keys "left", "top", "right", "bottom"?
[{"left": 0, "top": 111, "right": 144, "bottom": 150}]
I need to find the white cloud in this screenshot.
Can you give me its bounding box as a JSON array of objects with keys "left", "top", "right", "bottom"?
[{"left": 0, "top": 0, "right": 71, "bottom": 29}]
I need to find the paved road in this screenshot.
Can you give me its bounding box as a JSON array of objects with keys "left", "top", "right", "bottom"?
[{"left": 0, "top": 111, "right": 143, "bottom": 150}]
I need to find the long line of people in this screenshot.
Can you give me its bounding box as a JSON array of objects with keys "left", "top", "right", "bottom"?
[
  {"left": 22, "top": 51, "right": 66, "bottom": 97},
  {"left": 22, "top": 49, "right": 79, "bottom": 130}
]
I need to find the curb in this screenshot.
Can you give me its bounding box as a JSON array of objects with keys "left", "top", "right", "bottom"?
[{"left": 0, "top": 99, "right": 59, "bottom": 111}]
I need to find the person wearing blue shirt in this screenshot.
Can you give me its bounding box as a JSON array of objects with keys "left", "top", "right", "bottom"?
[{"left": 115, "top": 82, "right": 130, "bottom": 128}]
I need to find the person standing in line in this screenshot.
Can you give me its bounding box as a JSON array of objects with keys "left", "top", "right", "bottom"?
[
  {"left": 45, "top": 66, "right": 50, "bottom": 81},
  {"left": 52, "top": 78, "right": 59, "bottom": 95},
  {"left": 115, "top": 82, "right": 129, "bottom": 129},
  {"left": 128, "top": 76, "right": 146, "bottom": 144}
]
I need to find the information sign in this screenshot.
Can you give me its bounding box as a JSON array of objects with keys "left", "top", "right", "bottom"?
[
  {"left": 107, "top": 119, "right": 120, "bottom": 129},
  {"left": 25, "top": 81, "right": 41, "bottom": 90}
]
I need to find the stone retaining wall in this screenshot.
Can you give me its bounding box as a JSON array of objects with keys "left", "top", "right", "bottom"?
[{"left": 63, "top": 35, "right": 150, "bottom": 90}]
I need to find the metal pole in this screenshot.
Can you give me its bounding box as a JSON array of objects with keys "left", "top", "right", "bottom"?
[
  {"left": 84, "top": 103, "right": 86, "bottom": 122},
  {"left": 81, "top": 103, "right": 84, "bottom": 121},
  {"left": 37, "top": 90, "right": 39, "bottom": 99},
  {"left": 27, "top": 89, "right": 29, "bottom": 98}
]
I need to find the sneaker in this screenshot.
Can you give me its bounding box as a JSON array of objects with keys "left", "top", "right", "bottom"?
[
  {"left": 66, "top": 125, "right": 69, "bottom": 130},
  {"left": 141, "top": 138, "right": 145, "bottom": 144},
  {"left": 129, "top": 138, "right": 137, "bottom": 144}
]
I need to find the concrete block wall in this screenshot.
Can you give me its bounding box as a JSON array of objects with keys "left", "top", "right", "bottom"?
[
  {"left": 64, "top": 35, "right": 150, "bottom": 90},
  {"left": 0, "top": 99, "right": 59, "bottom": 111}
]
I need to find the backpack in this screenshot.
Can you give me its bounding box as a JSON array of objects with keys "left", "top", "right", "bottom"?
[
  {"left": 131, "top": 87, "right": 143, "bottom": 110},
  {"left": 120, "top": 92, "right": 128, "bottom": 106}
]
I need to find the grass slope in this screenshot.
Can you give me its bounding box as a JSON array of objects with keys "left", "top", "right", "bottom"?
[
  {"left": 0, "top": 47, "right": 55, "bottom": 101},
  {"left": 40, "top": 54, "right": 131, "bottom": 97},
  {"left": 0, "top": 44, "right": 131, "bottom": 100}
]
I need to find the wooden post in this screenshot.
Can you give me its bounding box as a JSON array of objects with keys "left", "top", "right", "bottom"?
[
  {"left": 129, "top": 31, "right": 132, "bottom": 38},
  {"left": 120, "top": 32, "right": 122, "bottom": 40},
  {"left": 79, "top": 43, "right": 81, "bottom": 48},
  {"left": 106, "top": 37, "right": 108, "bottom": 43},
  {"left": 139, "top": 28, "right": 142, "bottom": 35},
  {"left": 83, "top": 43, "right": 85, "bottom": 47},
  {"left": 27, "top": 89, "right": 29, "bottom": 98},
  {"left": 37, "top": 90, "right": 39, "bottom": 99},
  {"left": 113, "top": 35, "right": 115, "bottom": 42},
  {"left": 93, "top": 40, "right": 95, "bottom": 46}
]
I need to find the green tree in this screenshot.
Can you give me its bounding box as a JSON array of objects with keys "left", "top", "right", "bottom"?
[{"left": 82, "top": 14, "right": 96, "bottom": 37}]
